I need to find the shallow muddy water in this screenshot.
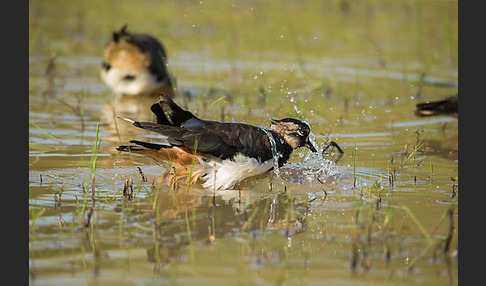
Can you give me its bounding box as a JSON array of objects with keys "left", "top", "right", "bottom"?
[{"left": 30, "top": 1, "right": 458, "bottom": 285}]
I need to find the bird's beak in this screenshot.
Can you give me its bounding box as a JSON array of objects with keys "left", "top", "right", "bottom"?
[{"left": 306, "top": 138, "right": 318, "bottom": 152}]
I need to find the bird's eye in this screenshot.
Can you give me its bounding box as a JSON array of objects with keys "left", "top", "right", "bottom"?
[
  {"left": 101, "top": 62, "right": 111, "bottom": 71},
  {"left": 123, "top": 75, "right": 136, "bottom": 81}
]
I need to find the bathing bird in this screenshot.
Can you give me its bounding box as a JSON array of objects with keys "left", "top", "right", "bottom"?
[{"left": 117, "top": 95, "right": 318, "bottom": 190}]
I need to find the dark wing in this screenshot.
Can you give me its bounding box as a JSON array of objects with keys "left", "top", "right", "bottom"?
[
  {"left": 193, "top": 122, "right": 275, "bottom": 161},
  {"left": 127, "top": 118, "right": 275, "bottom": 161}
]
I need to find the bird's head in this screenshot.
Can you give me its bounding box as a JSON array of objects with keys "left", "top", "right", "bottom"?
[{"left": 269, "top": 118, "right": 317, "bottom": 152}]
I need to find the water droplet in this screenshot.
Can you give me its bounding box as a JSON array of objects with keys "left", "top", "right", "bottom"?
[{"left": 294, "top": 105, "right": 301, "bottom": 115}]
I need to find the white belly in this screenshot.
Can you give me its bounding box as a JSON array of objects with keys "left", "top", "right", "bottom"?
[
  {"left": 100, "top": 68, "right": 161, "bottom": 96},
  {"left": 199, "top": 153, "right": 274, "bottom": 190}
]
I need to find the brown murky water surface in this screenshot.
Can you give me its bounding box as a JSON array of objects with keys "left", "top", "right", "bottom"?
[{"left": 29, "top": 1, "right": 458, "bottom": 285}]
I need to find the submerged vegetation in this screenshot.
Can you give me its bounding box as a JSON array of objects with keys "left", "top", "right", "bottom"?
[{"left": 29, "top": 0, "right": 457, "bottom": 285}]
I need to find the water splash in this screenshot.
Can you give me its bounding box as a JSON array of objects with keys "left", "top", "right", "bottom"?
[
  {"left": 280, "top": 135, "right": 339, "bottom": 185},
  {"left": 258, "top": 128, "right": 339, "bottom": 182},
  {"left": 259, "top": 126, "right": 281, "bottom": 176},
  {"left": 281, "top": 153, "right": 338, "bottom": 184}
]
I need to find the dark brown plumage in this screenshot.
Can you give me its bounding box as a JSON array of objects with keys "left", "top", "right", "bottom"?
[{"left": 414, "top": 94, "right": 458, "bottom": 117}]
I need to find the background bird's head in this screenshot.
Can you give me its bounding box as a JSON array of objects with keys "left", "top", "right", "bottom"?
[
  {"left": 101, "top": 25, "right": 173, "bottom": 97},
  {"left": 269, "top": 118, "right": 317, "bottom": 152},
  {"left": 102, "top": 24, "right": 151, "bottom": 72}
]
